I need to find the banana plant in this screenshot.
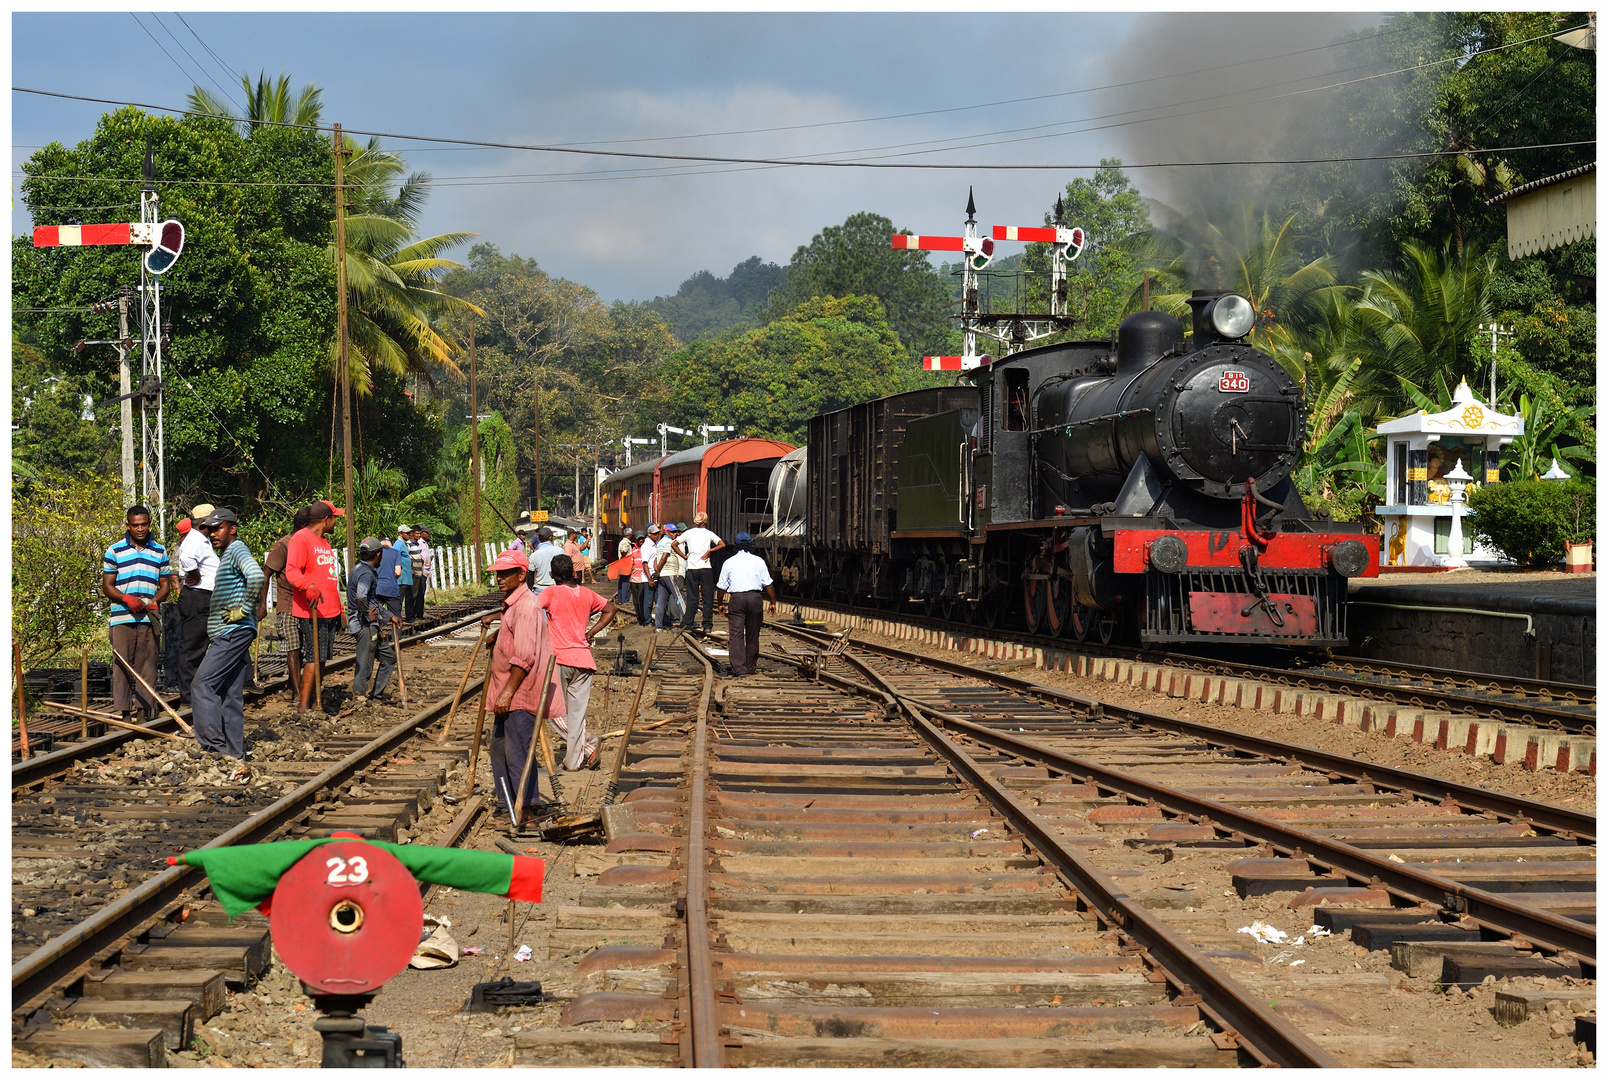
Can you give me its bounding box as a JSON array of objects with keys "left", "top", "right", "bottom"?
[{"left": 1502, "top": 393, "right": 1596, "bottom": 481}]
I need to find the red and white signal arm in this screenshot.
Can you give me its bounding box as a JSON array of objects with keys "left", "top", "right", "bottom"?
[
  {"left": 1218, "top": 370, "right": 1251, "bottom": 393},
  {"left": 991, "top": 225, "right": 1086, "bottom": 260},
  {"left": 33, "top": 218, "right": 184, "bottom": 274}
]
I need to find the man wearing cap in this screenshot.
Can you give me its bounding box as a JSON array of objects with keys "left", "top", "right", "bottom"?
[
  {"left": 101, "top": 504, "right": 175, "bottom": 724},
  {"left": 374, "top": 522, "right": 404, "bottom": 621},
  {"left": 190, "top": 509, "right": 264, "bottom": 766},
  {"left": 413, "top": 528, "right": 434, "bottom": 619},
  {"left": 348, "top": 537, "right": 400, "bottom": 700},
  {"left": 677, "top": 512, "right": 725, "bottom": 636},
  {"left": 715, "top": 532, "right": 777, "bottom": 677},
  {"left": 482, "top": 549, "right": 566, "bottom": 825},
  {"left": 651, "top": 523, "right": 686, "bottom": 631},
  {"left": 175, "top": 501, "right": 220, "bottom": 705},
  {"left": 285, "top": 500, "right": 344, "bottom": 715},
  {"left": 392, "top": 527, "right": 414, "bottom": 621},
  {"left": 632, "top": 526, "right": 660, "bottom": 625},
  {"left": 528, "top": 526, "right": 560, "bottom": 594}
]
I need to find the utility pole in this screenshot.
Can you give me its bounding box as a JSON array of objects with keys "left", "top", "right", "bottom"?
[
  {"left": 532, "top": 374, "right": 542, "bottom": 513},
  {"left": 469, "top": 325, "right": 483, "bottom": 578},
  {"left": 334, "top": 123, "right": 356, "bottom": 570},
  {"left": 1479, "top": 322, "right": 1514, "bottom": 404},
  {"left": 117, "top": 292, "right": 135, "bottom": 503}
]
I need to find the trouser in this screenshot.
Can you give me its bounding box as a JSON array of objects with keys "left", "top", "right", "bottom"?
[
  {"left": 630, "top": 582, "right": 650, "bottom": 624},
  {"left": 191, "top": 627, "right": 255, "bottom": 759},
  {"left": 653, "top": 576, "right": 685, "bottom": 629},
  {"left": 489, "top": 709, "right": 544, "bottom": 820},
  {"left": 683, "top": 568, "right": 716, "bottom": 631},
  {"left": 177, "top": 587, "right": 213, "bottom": 702},
  {"left": 379, "top": 595, "right": 402, "bottom": 623},
  {"left": 727, "top": 591, "right": 764, "bottom": 675},
  {"left": 551, "top": 665, "right": 599, "bottom": 770},
  {"left": 109, "top": 622, "right": 162, "bottom": 714},
  {"left": 405, "top": 580, "right": 426, "bottom": 620},
  {"left": 616, "top": 574, "right": 630, "bottom": 605},
  {"left": 352, "top": 624, "right": 396, "bottom": 698},
  {"left": 162, "top": 603, "right": 184, "bottom": 690}
]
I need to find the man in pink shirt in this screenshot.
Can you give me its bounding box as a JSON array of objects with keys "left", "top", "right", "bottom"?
[
  {"left": 284, "top": 500, "right": 344, "bottom": 716},
  {"left": 482, "top": 549, "right": 566, "bottom": 825},
  {"left": 534, "top": 554, "right": 616, "bottom": 771}
]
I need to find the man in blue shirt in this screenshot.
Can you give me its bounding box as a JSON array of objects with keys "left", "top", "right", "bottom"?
[
  {"left": 348, "top": 536, "right": 401, "bottom": 700},
  {"left": 392, "top": 526, "right": 414, "bottom": 619},
  {"left": 376, "top": 527, "right": 404, "bottom": 620},
  {"left": 189, "top": 509, "right": 264, "bottom": 766},
  {"left": 527, "top": 526, "right": 561, "bottom": 593},
  {"left": 100, "top": 504, "right": 175, "bottom": 723}
]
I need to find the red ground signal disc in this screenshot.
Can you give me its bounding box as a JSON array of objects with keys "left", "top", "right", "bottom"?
[{"left": 269, "top": 840, "right": 423, "bottom": 995}]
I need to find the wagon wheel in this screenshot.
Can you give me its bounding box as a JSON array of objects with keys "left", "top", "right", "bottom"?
[{"left": 917, "top": 560, "right": 941, "bottom": 619}]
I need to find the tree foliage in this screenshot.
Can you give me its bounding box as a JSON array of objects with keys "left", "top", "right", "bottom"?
[
  {"left": 1468, "top": 479, "right": 1595, "bottom": 566},
  {"left": 13, "top": 470, "right": 130, "bottom": 663},
  {"left": 647, "top": 256, "right": 788, "bottom": 343},
  {"left": 1022, "top": 161, "right": 1152, "bottom": 337}
]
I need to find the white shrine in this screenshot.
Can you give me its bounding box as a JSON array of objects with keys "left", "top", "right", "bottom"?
[{"left": 1375, "top": 380, "right": 1524, "bottom": 568}]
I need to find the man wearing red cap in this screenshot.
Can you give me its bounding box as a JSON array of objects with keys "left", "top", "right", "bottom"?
[
  {"left": 483, "top": 549, "right": 566, "bottom": 825},
  {"left": 285, "top": 500, "right": 344, "bottom": 715}
]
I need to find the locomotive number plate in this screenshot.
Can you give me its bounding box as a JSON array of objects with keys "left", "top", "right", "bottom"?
[{"left": 1217, "top": 370, "right": 1250, "bottom": 393}]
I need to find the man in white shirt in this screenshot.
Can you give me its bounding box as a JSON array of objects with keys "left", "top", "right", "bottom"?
[
  {"left": 528, "top": 526, "right": 561, "bottom": 593},
  {"left": 651, "top": 523, "right": 686, "bottom": 631},
  {"left": 676, "top": 512, "right": 725, "bottom": 636},
  {"left": 176, "top": 501, "right": 222, "bottom": 704},
  {"left": 715, "top": 532, "right": 776, "bottom": 677}
]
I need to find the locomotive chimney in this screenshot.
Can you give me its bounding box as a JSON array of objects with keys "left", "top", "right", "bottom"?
[
  {"left": 1115, "top": 310, "right": 1183, "bottom": 376},
  {"left": 1186, "top": 290, "right": 1220, "bottom": 346}
]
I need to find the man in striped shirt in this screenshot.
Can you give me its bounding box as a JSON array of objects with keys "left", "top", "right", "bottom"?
[
  {"left": 100, "top": 504, "right": 174, "bottom": 723},
  {"left": 190, "top": 508, "right": 264, "bottom": 767}
]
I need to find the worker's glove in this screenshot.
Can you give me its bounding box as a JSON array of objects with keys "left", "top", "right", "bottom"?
[{"left": 223, "top": 607, "right": 248, "bottom": 624}]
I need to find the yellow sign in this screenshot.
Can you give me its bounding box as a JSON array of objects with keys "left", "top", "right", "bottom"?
[
  {"left": 1407, "top": 468, "right": 1427, "bottom": 481},
  {"left": 1486, "top": 469, "right": 1500, "bottom": 483},
  {"left": 531, "top": 510, "right": 549, "bottom": 522}
]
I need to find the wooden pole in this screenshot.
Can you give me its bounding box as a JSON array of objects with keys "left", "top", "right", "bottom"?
[
  {"left": 390, "top": 622, "right": 409, "bottom": 707},
  {"left": 603, "top": 637, "right": 654, "bottom": 803},
  {"left": 436, "top": 624, "right": 489, "bottom": 743},
  {"left": 310, "top": 598, "right": 323, "bottom": 708},
  {"left": 14, "top": 641, "right": 31, "bottom": 760},
  {"left": 110, "top": 649, "right": 194, "bottom": 736},
  {"left": 40, "top": 700, "right": 185, "bottom": 743},
  {"left": 469, "top": 325, "right": 483, "bottom": 580},
  {"left": 334, "top": 122, "right": 356, "bottom": 573},
  {"left": 79, "top": 643, "right": 89, "bottom": 740},
  {"left": 532, "top": 374, "right": 542, "bottom": 514},
  {"left": 465, "top": 674, "right": 492, "bottom": 798},
  {"left": 513, "top": 654, "right": 559, "bottom": 826}
]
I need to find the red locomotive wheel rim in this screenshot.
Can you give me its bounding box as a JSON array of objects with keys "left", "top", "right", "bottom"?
[{"left": 268, "top": 839, "right": 424, "bottom": 995}]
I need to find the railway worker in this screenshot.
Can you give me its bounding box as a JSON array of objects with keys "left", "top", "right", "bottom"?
[
  {"left": 677, "top": 512, "right": 725, "bottom": 636},
  {"left": 535, "top": 554, "right": 613, "bottom": 771},
  {"left": 285, "top": 500, "right": 344, "bottom": 716},
  {"left": 259, "top": 507, "right": 312, "bottom": 700},
  {"left": 175, "top": 501, "right": 220, "bottom": 706},
  {"left": 347, "top": 537, "right": 400, "bottom": 700},
  {"left": 189, "top": 509, "right": 264, "bottom": 767},
  {"left": 405, "top": 525, "right": 428, "bottom": 620},
  {"left": 415, "top": 528, "right": 435, "bottom": 616},
  {"left": 715, "top": 532, "right": 778, "bottom": 677},
  {"left": 482, "top": 549, "right": 567, "bottom": 826},
  {"left": 101, "top": 504, "right": 175, "bottom": 725},
  {"left": 651, "top": 523, "right": 686, "bottom": 631},
  {"left": 528, "top": 526, "right": 561, "bottom": 594},
  {"left": 375, "top": 524, "right": 405, "bottom": 620},
  {"left": 392, "top": 527, "right": 415, "bottom": 620},
  {"left": 630, "top": 528, "right": 656, "bottom": 625},
  {"left": 615, "top": 533, "right": 635, "bottom": 607},
  {"left": 562, "top": 531, "right": 583, "bottom": 582}
]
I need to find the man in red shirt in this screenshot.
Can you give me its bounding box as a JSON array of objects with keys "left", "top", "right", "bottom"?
[
  {"left": 284, "top": 500, "right": 344, "bottom": 716},
  {"left": 534, "top": 554, "right": 615, "bottom": 771},
  {"left": 482, "top": 549, "right": 566, "bottom": 825}
]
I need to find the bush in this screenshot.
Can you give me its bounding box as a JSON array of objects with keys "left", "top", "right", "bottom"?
[
  {"left": 12, "top": 470, "right": 129, "bottom": 663},
  {"left": 1467, "top": 479, "right": 1595, "bottom": 567}
]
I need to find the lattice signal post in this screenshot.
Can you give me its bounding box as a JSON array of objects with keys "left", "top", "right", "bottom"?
[
  {"left": 32, "top": 143, "right": 184, "bottom": 530},
  {"left": 892, "top": 188, "right": 996, "bottom": 372}
]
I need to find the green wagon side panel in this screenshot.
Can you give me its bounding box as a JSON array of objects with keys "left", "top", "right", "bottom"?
[{"left": 896, "top": 411, "right": 968, "bottom": 533}]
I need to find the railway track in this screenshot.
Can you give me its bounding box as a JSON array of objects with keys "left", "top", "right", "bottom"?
[
  {"left": 11, "top": 598, "right": 501, "bottom": 1066},
  {"left": 790, "top": 596, "right": 1596, "bottom": 734},
  {"left": 519, "top": 626, "right": 1597, "bottom": 1067}
]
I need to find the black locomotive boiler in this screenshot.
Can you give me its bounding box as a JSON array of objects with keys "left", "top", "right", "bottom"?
[{"left": 760, "top": 291, "right": 1379, "bottom": 647}]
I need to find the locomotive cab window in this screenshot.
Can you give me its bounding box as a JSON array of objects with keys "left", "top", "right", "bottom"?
[{"left": 1003, "top": 368, "right": 1029, "bottom": 432}]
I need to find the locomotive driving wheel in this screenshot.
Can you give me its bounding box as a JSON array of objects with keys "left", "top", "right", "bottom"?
[
  {"left": 1022, "top": 554, "right": 1051, "bottom": 635},
  {"left": 1068, "top": 603, "right": 1093, "bottom": 642}
]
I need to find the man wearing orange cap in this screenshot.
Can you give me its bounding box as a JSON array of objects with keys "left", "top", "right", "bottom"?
[{"left": 482, "top": 548, "right": 566, "bottom": 825}]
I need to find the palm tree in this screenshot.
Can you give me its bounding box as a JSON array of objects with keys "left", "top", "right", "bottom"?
[
  {"left": 1352, "top": 239, "right": 1497, "bottom": 396},
  {"left": 187, "top": 72, "right": 322, "bottom": 130},
  {"left": 1133, "top": 207, "right": 1334, "bottom": 354}
]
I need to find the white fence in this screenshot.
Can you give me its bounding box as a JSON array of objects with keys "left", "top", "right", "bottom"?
[{"left": 263, "top": 541, "right": 505, "bottom": 612}]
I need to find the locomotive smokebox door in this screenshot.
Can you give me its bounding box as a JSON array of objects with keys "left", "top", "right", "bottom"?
[{"left": 270, "top": 840, "right": 424, "bottom": 994}]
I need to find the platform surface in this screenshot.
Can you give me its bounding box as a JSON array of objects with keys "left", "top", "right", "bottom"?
[{"left": 1350, "top": 570, "right": 1595, "bottom": 617}]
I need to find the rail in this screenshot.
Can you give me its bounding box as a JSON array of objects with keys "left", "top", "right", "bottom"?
[{"left": 678, "top": 639, "right": 725, "bottom": 1067}]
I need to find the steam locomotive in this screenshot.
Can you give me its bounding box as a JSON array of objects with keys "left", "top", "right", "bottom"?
[{"left": 598, "top": 291, "right": 1378, "bottom": 647}]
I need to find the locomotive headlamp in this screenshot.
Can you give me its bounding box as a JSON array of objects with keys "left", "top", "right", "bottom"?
[
  {"left": 1328, "top": 539, "right": 1370, "bottom": 578},
  {"left": 1207, "top": 294, "right": 1255, "bottom": 339}
]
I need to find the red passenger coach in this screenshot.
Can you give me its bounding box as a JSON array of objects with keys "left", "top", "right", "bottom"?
[
  {"left": 599, "top": 456, "right": 666, "bottom": 551},
  {"left": 600, "top": 438, "right": 794, "bottom": 554}
]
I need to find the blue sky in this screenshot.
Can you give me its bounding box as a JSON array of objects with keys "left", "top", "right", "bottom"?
[{"left": 12, "top": 12, "right": 1381, "bottom": 303}]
